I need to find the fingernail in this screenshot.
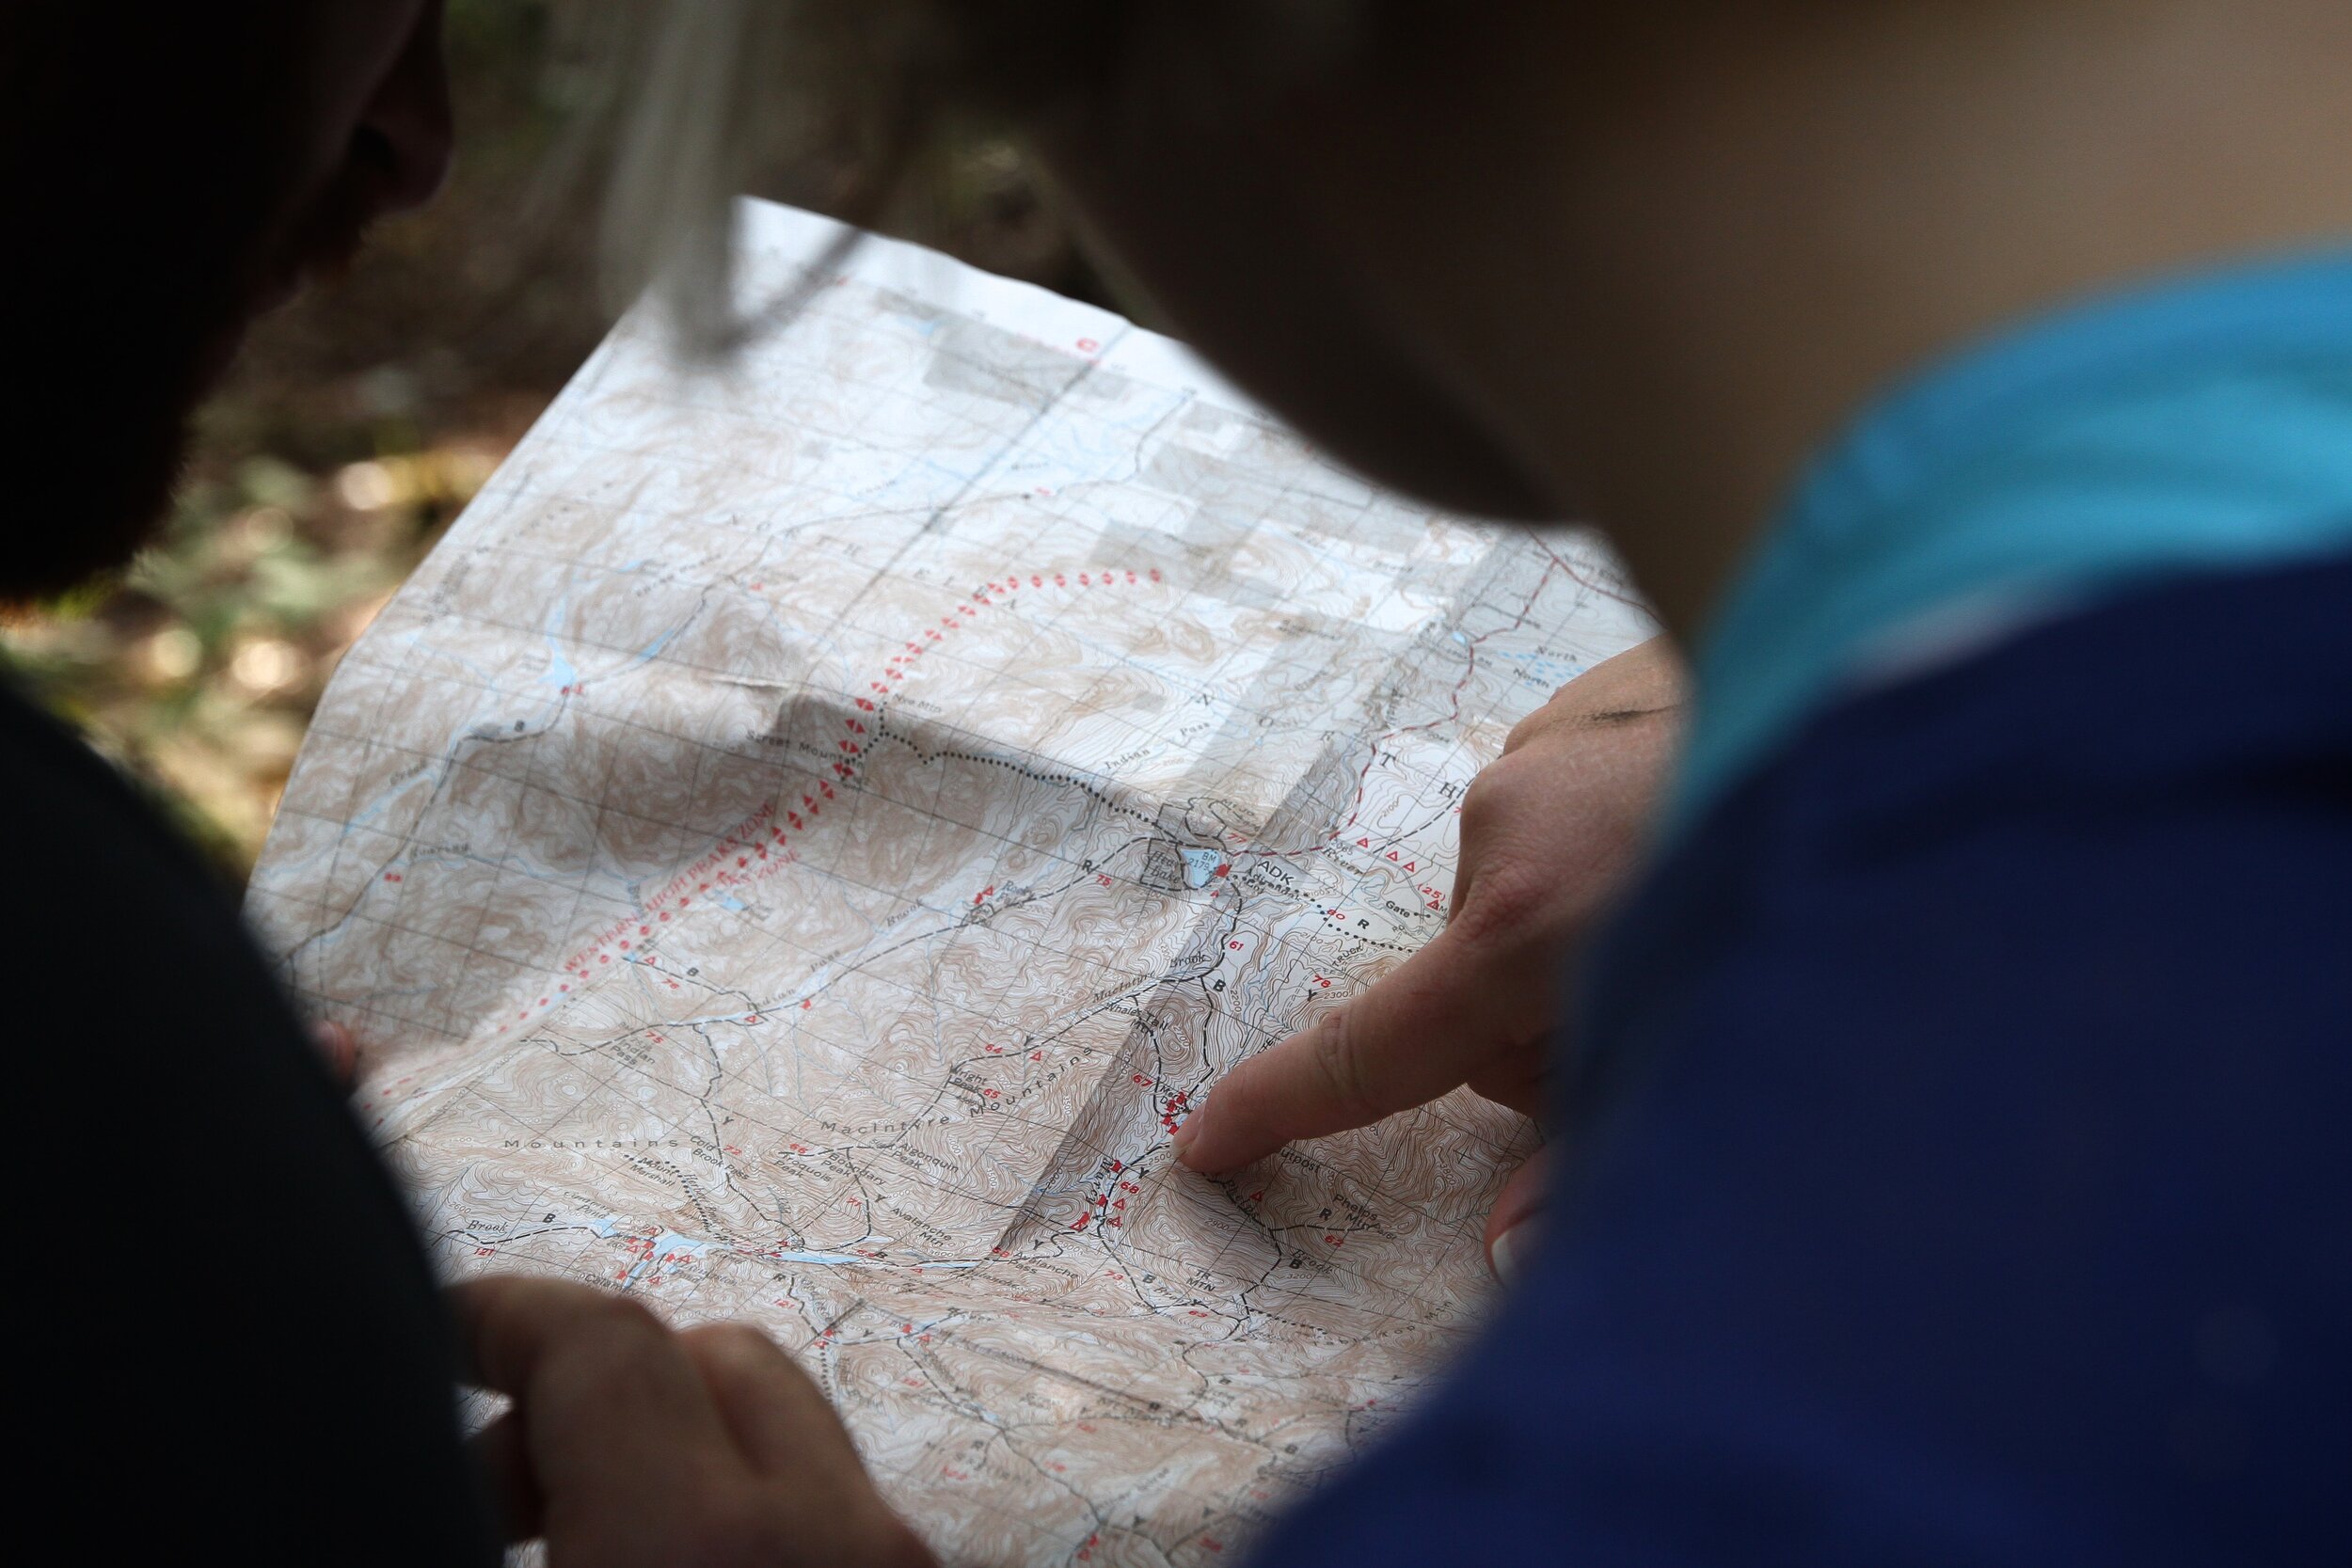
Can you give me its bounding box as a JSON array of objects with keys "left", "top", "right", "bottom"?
[
  {"left": 1169, "top": 1115, "right": 1197, "bottom": 1158},
  {"left": 1488, "top": 1220, "right": 1537, "bottom": 1287}
]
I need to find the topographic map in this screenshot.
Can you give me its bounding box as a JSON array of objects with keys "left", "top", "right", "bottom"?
[{"left": 249, "top": 200, "right": 1653, "bottom": 1566}]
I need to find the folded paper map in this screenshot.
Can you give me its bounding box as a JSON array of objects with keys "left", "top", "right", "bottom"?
[{"left": 248, "top": 199, "right": 1653, "bottom": 1566}]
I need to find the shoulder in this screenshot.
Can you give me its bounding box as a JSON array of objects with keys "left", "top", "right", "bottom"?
[
  {"left": 0, "top": 682, "right": 246, "bottom": 941},
  {"left": 0, "top": 684, "right": 500, "bottom": 1562},
  {"left": 1260, "top": 557, "right": 2352, "bottom": 1567}
]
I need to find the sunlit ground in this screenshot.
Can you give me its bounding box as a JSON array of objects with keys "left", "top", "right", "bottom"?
[{"left": 3, "top": 437, "right": 508, "bottom": 877}]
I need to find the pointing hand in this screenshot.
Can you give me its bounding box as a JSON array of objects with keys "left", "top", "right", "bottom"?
[{"left": 1170, "top": 638, "right": 1686, "bottom": 1272}]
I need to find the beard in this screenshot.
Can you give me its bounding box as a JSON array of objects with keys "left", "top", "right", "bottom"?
[
  {"left": 0, "top": 8, "right": 383, "bottom": 603},
  {"left": 8, "top": 307, "right": 221, "bottom": 604},
  {"left": 2, "top": 197, "right": 381, "bottom": 604}
]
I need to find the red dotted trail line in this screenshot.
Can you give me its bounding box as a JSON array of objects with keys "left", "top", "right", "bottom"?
[
  {"left": 512, "top": 563, "right": 1168, "bottom": 1023},
  {"left": 552, "top": 800, "right": 780, "bottom": 982}
]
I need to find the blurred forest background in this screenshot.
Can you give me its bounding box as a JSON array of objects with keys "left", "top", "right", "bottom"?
[{"left": 0, "top": 0, "right": 1097, "bottom": 883}]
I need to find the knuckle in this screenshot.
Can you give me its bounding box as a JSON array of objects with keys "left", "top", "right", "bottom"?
[
  {"left": 1448, "top": 866, "right": 1551, "bottom": 950},
  {"left": 1458, "top": 762, "right": 1516, "bottom": 830},
  {"left": 595, "top": 1291, "right": 666, "bottom": 1333},
  {"left": 1306, "top": 1007, "right": 1380, "bottom": 1120},
  {"left": 580, "top": 1292, "right": 672, "bottom": 1356},
  {"left": 465, "top": 1275, "right": 549, "bottom": 1348},
  {"left": 680, "top": 1320, "right": 771, "bottom": 1359}
]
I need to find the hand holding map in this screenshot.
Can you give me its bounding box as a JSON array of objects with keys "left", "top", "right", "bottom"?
[
  {"left": 249, "top": 200, "right": 1655, "bottom": 1566},
  {"left": 454, "top": 1274, "right": 934, "bottom": 1565},
  {"left": 1171, "top": 637, "right": 1685, "bottom": 1182}
]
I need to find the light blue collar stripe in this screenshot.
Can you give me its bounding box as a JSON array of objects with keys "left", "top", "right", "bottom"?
[{"left": 1670, "top": 247, "right": 2352, "bottom": 837}]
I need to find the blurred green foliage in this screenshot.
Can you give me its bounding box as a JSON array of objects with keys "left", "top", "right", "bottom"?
[{"left": 1, "top": 0, "right": 1087, "bottom": 885}]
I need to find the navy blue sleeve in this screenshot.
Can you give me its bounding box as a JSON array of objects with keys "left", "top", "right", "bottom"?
[{"left": 1248, "top": 558, "right": 2352, "bottom": 1567}]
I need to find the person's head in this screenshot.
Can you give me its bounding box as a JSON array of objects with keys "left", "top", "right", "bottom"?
[
  {"left": 0, "top": 0, "right": 453, "bottom": 601},
  {"left": 634, "top": 0, "right": 2352, "bottom": 631},
  {"left": 620, "top": 1, "right": 1574, "bottom": 521},
  {"left": 14, "top": 1, "right": 2344, "bottom": 626}
]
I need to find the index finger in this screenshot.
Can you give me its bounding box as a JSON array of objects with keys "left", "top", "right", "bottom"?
[{"left": 1170, "top": 919, "right": 1546, "bottom": 1175}]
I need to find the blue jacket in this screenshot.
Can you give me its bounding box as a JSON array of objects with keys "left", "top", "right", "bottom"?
[{"left": 1259, "top": 251, "right": 2352, "bottom": 1565}]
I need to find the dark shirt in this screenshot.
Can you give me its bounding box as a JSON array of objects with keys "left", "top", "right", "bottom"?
[
  {"left": 8, "top": 686, "right": 496, "bottom": 1562},
  {"left": 1256, "top": 555, "right": 2352, "bottom": 1564}
]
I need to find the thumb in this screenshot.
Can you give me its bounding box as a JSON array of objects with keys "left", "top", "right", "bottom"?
[
  {"left": 1484, "top": 1146, "right": 1549, "bottom": 1285},
  {"left": 1173, "top": 922, "right": 1546, "bottom": 1175}
]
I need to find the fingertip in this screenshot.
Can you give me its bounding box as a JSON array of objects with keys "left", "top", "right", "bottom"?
[
  {"left": 1484, "top": 1148, "right": 1550, "bottom": 1286},
  {"left": 1171, "top": 1116, "right": 1233, "bottom": 1176},
  {"left": 1179, "top": 1135, "right": 1265, "bottom": 1180},
  {"left": 1169, "top": 1099, "right": 1262, "bottom": 1176},
  {"left": 310, "top": 1019, "right": 358, "bottom": 1085},
  {"left": 1487, "top": 1219, "right": 1536, "bottom": 1287}
]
